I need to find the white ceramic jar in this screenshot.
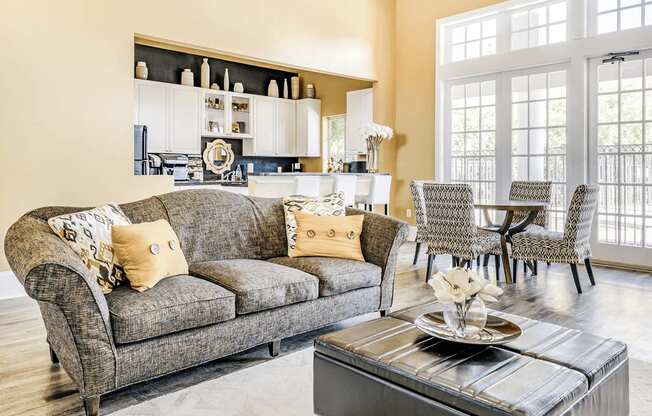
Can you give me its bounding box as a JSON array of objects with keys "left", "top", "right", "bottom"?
[
  {"left": 181, "top": 69, "right": 194, "bottom": 86},
  {"left": 135, "top": 61, "right": 148, "bottom": 80}
]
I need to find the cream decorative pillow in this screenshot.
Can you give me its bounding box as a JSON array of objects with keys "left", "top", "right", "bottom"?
[
  {"left": 283, "top": 192, "right": 345, "bottom": 256},
  {"left": 291, "top": 212, "right": 365, "bottom": 262},
  {"left": 48, "top": 203, "right": 132, "bottom": 294},
  {"left": 111, "top": 219, "right": 189, "bottom": 292}
]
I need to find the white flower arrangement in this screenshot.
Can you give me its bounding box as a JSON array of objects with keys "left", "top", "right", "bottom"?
[
  {"left": 361, "top": 123, "right": 393, "bottom": 142},
  {"left": 428, "top": 267, "right": 503, "bottom": 305}
]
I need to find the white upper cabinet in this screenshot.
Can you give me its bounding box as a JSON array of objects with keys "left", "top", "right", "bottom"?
[
  {"left": 296, "top": 99, "right": 321, "bottom": 157},
  {"left": 134, "top": 80, "right": 200, "bottom": 154},
  {"left": 135, "top": 81, "right": 168, "bottom": 153},
  {"left": 346, "top": 88, "right": 373, "bottom": 157},
  {"left": 276, "top": 100, "right": 296, "bottom": 156},
  {"left": 169, "top": 86, "right": 201, "bottom": 154},
  {"left": 249, "top": 96, "right": 277, "bottom": 156}
]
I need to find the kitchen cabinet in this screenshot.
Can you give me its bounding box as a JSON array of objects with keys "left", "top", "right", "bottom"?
[
  {"left": 134, "top": 80, "right": 201, "bottom": 154},
  {"left": 276, "top": 100, "right": 296, "bottom": 155},
  {"left": 296, "top": 99, "right": 321, "bottom": 157},
  {"left": 245, "top": 97, "right": 297, "bottom": 156},
  {"left": 135, "top": 81, "right": 168, "bottom": 153},
  {"left": 346, "top": 88, "right": 373, "bottom": 159}
]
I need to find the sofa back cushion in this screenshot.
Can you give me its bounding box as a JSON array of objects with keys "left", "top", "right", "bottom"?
[{"left": 156, "top": 189, "right": 287, "bottom": 263}]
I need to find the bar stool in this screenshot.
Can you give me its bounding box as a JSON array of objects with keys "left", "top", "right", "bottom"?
[
  {"left": 293, "top": 176, "right": 321, "bottom": 197},
  {"left": 356, "top": 175, "right": 391, "bottom": 215},
  {"left": 333, "top": 175, "right": 357, "bottom": 206}
]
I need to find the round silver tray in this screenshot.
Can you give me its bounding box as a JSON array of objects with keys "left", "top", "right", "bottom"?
[{"left": 415, "top": 312, "right": 522, "bottom": 345}]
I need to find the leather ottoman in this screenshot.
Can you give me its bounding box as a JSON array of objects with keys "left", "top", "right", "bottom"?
[{"left": 314, "top": 301, "right": 629, "bottom": 416}]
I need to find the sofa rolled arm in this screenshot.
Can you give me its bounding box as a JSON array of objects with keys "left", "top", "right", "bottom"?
[
  {"left": 346, "top": 208, "right": 409, "bottom": 310},
  {"left": 4, "top": 212, "right": 117, "bottom": 396}
]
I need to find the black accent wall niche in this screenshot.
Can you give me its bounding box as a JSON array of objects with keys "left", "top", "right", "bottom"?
[{"left": 135, "top": 44, "right": 298, "bottom": 95}]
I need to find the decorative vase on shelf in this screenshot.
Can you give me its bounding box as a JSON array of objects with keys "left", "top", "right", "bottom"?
[
  {"left": 233, "top": 82, "right": 244, "bottom": 93},
  {"left": 306, "top": 84, "right": 315, "bottom": 98},
  {"left": 181, "top": 68, "right": 194, "bottom": 86},
  {"left": 291, "top": 76, "right": 300, "bottom": 99},
  {"left": 210, "top": 83, "right": 220, "bottom": 90},
  {"left": 223, "top": 68, "right": 230, "bottom": 91},
  {"left": 201, "top": 58, "right": 210, "bottom": 88},
  {"left": 268, "top": 80, "right": 279, "bottom": 97},
  {"left": 443, "top": 297, "right": 487, "bottom": 338},
  {"left": 362, "top": 123, "right": 393, "bottom": 174},
  {"left": 283, "top": 79, "right": 289, "bottom": 99},
  {"left": 135, "top": 61, "right": 148, "bottom": 80}
]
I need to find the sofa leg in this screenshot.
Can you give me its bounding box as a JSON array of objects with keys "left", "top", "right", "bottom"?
[
  {"left": 82, "top": 396, "right": 99, "bottom": 416},
  {"left": 49, "top": 346, "right": 59, "bottom": 365},
  {"left": 268, "top": 339, "right": 281, "bottom": 357},
  {"left": 380, "top": 309, "right": 388, "bottom": 317}
]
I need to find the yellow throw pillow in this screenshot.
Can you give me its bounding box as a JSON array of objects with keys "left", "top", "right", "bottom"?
[
  {"left": 291, "top": 212, "right": 365, "bottom": 262},
  {"left": 111, "top": 219, "right": 189, "bottom": 292}
]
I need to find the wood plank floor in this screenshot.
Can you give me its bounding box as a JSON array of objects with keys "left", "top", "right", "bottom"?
[{"left": 1, "top": 242, "right": 651, "bottom": 415}]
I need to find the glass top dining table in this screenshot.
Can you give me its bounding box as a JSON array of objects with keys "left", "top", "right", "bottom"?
[{"left": 474, "top": 201, "right": 548, "bottom": 285}]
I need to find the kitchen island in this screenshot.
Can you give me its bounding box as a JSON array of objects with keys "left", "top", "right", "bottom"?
[{"left": 248, "top": 173, "right": 390, "bottom": 200}]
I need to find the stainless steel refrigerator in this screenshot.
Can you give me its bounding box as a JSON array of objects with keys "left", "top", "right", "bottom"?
[{"left": 134, "top": 125, "right": 148, "bottom": 175}]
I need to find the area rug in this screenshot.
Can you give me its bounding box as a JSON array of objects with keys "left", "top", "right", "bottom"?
[{"left": 112, "top": 348, "right": 651, "bottom": 416}]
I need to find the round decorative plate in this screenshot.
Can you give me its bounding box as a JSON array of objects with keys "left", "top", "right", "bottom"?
[{"left": 415, "top": 312, "right": 522, "bottom": 345}]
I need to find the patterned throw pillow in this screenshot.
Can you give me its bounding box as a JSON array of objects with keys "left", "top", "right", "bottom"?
[
  {"left": 282, "top": 192, "right": 345, "bottom": 256},
  {"left": 48, "top": 203, "right": 132, "bottom": 294}
]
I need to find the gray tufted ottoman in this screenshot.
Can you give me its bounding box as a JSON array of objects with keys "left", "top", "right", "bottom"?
[{"left": 314, "top": 301, "right": 628, "bottom": 416}]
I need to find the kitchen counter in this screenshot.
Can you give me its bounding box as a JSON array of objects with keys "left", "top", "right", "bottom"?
[
  {"left": 174, "top": 180, "right": 248, "bottom": 188},
  {"left": 248, "top": 173, "right": 391, "bottom": 199},
  {"left": 260, "top": 172, "right": 388, "bottom": 176}
]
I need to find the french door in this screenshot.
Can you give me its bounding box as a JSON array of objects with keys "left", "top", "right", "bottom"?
[
  {"left": 589, "top": 49, "right": 652, "bottom": 265},
  {"left": 444, "top": 64, "right": 568, "bottom": 229}
]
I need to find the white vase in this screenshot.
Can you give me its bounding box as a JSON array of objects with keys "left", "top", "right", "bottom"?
[
  {"left": 283, "top": 79, "right": 289, "bottom": 99},
  {"left": 210, "top": 83, "right": 220, "bottom": 90},
  {"left": 268, "top": 80, "right": 279, "bottom": 97},
  {"left": 291, "top": 76, "right": 300, "bottom": 99},
  {"left": 135, "top": 61, "right": 148, "bottom": 80},
  {"left": 181, "top": 69, "right": 193, "bottom": 86},
  {"left": 201, "top": 58, "right": 210, "bottom": 88},
  {"left": 233, "top": 82, "right": 244, "bottom": 93},
  {"left": 223, "top": 68, "right": 230, "bottom": 91}
]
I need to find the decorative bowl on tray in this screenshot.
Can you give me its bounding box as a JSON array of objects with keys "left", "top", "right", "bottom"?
[{"left": 415, "top": 312, "right": 522, "bottom": 345}]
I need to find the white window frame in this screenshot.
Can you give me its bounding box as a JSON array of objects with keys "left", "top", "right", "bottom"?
[
  {"left": 435, "top": 0, "right": 652, "bottom": 267},
  {"left": 588, "top": 0, "right": 652, "bottom": 36}
]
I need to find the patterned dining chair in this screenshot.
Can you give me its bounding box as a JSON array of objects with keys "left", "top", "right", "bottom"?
[
  {"left": 410, "top": 181, "right": 429, "bottom": 276},
  {"left": 484, "top": 181, "right": 552, "bottom": 281},
  {"left": 510, "top": 184, "right": 599, "bottom": 294},
  {"left": 417, "top": 181, "right": 500, "bottom": 282}
]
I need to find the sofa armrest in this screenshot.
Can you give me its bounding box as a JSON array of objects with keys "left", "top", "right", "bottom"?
[
  {"left": 346, "top": 208, "right": 409, "bottom": 310},
  {"left": 4, "top": 213, "right": 117, "bottom": 396}
]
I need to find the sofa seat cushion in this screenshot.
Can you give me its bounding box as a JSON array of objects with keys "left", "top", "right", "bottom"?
[
  {"left": 190, "top": 259, "right": 319, "bottom": 314},
  {"left": 267, "top": 256, "right": 382, "bottom": 296},
  {"left": 106, "top": 275, "right": 235, "bottom": 344}
]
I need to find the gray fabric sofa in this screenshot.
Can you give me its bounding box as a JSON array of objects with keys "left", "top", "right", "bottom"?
[{"left": 4, "top": 189, "right": 408, "bottom": 416}]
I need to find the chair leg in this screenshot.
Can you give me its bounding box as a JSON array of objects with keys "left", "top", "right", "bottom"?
[
  {"left": 494, "top": 255, "right": 500, "bottom": 282},
  {"left": 533, "top": 261, "right": 538, "bottom": 276},
  {"left": 268, "top": 339, "right": 281, "bottom": 357},
  {"left": 584, "top": 259, "right": 596, "bottom": 286},
  {"left": 413, "top": 242, "right": 421, "bottom": 265},
  {"left": 425, "top": 254, "right": 434, "bottom": 281},
  {"left": 82, "top": 396, "right": 100, "bottom": 416},
  {"left": 49, "top": 346, "right": 59, "bottom": 365},
  {"left": 547, "top": 262, "right": 551, "bottom": 266},
  {"left": 452, "top": 256, "right": 458, "bottom": 267},
  {"left": 512, "top": 259, "right": 518, "bottom": 283},
  {"left": 380, "top": 309, "right": 388, "bottom": 317},
  {"left": 476, "top": 256, "right": 480, "bottom": 267},
  {"left": 570, "top": 264, "right": 582, "bottom": 294},
  {"left": 483, "top": 254, "right": 490, "bottom": 267},
  {"left": 384, "top": 204, "right": 388, "bottom": 215}
]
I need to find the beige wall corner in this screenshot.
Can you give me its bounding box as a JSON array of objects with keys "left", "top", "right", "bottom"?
[{"left": 393, "top": 0, "right": 502, "bottom": 223}]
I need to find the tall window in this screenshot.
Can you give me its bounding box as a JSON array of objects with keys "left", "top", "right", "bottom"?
[
  {"left": 593, "top": 0, "right": 652, "bottom": 35},
  {"left": 511, "top": 70, "right": 568, "bottom": 231},
  {"left": 326, "top": 115, "right": 345, "bottom": 162},
  {"left": 450, "top": 80, "right": 496, "bottom": 204},
  {"left": 511, "top": 2, "right": 567, "bottom": 50},
  {"left": 595, "top": 56, "right": 652, "bottom": 246}
]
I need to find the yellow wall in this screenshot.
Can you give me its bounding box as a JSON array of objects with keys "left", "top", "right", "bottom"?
[
  {"left": 393, "top": 0, "right": 502, "bottom": 222},
  {"left": 0, "top": 0, "right": 396, "bottom": 271}
]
